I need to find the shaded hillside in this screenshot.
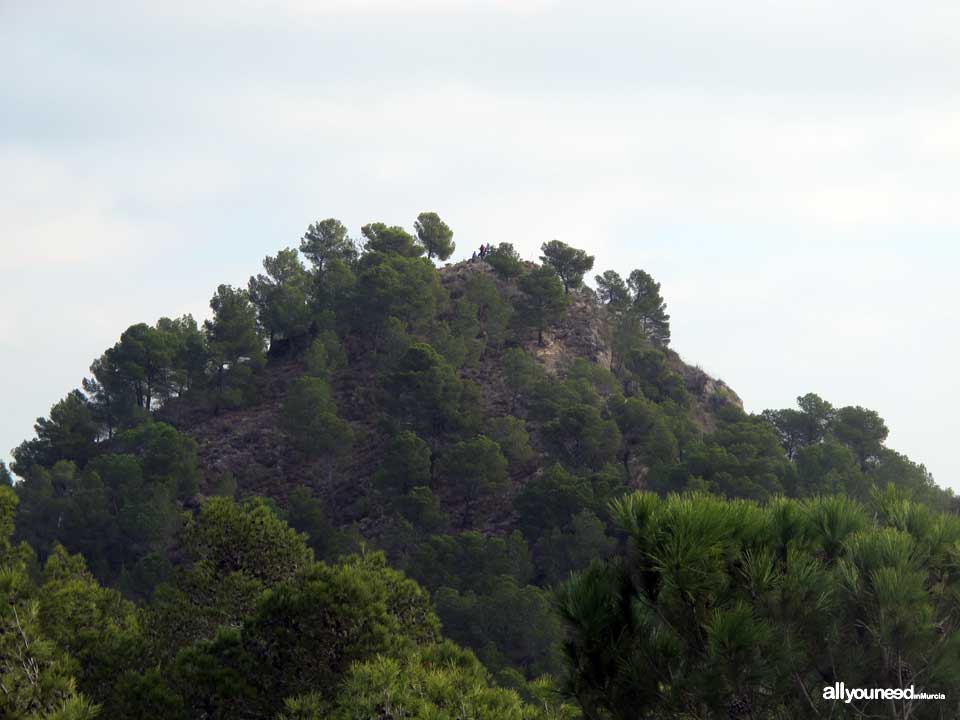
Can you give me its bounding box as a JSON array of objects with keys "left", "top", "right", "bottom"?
[{"left": 168, "top": 260, "right": 742, "bottom": 530}]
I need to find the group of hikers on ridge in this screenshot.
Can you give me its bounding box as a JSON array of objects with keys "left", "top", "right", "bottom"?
[{"left": 470, "top": 243, "right": 492, "bottom": 262}]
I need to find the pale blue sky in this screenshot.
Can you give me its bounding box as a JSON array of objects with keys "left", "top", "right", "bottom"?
[{"left": 2, "top": 1, "right": 957, "bottom": 488}]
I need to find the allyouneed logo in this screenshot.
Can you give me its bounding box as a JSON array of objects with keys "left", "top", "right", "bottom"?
[{"left": 823, "top": 683, "right": 946, "bottom": 703}]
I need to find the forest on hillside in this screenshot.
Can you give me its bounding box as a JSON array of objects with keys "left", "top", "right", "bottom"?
[{"left": 3, "top": 214, "right": 957, "bottom": 719}]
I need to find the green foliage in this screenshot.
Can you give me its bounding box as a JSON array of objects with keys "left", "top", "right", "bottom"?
[
  {"left": 544, "top": 404, "right": 621, "bottom": 471},
  {"left": 486, "top": 415, "right": 534, "bottom": 466},
  {"left": 831, "top": 404, "right": 889, "bottom": 468},
  {"left": 793, "top": 439, "right": 868, "bottom": 498},
  {"left": 300, "top": 218, "right": 358, "bottom": 315},
  {"left": 625, "top": 268, "right": 670, "bottom": 347},
  {"left": 406, "top": 531, "right": 533, "bottom": 593},
  {"left": 374, "top": 430, "right": 432, "bottom": 496},
  {"left": 281, "top": 376, "right": 353, "bottom": 470},
  {"left": 565, "top": 358, "right": 623, "bottom": 403},
  {"left": 299, "top": 218, "right": 358, "bottom": 309},
  {"left": 431, "top": 297, "right": 482, "bottom": 368},
  {"left": 109, "top": 323, "right": 176, "bottom": 412},
  {"left": 871, "top": 448, "right": 944, "bottom": 507},
  {"left": 517, "top": 266, "right": 569, "bottom": 345},
  {"left": 438, "top": 436, "right": 509, "bottom": 528},
  {"left": 354, "top": 253, "right": 447, "bottom": 337},
  {"left": 205, "top": 284, "right": 264, "bottom": 411},
  {"left": 515, "top": 465, "right": 594, "bottom": 541},
  {"left": 434, "top": 576, "right": 562, "bottom": 677},
  {"left": 655, "top": 417, "right": 792, "bottom": 500},
  {"left": 116, "top": 420, "right": 201, "bottom": 499},
  {"left": 248, "top": 247, "right": 311, "bottom": 344},
  {"left": 560, "top": 491, "right": 960, "bottom": 719},
  {"left": 326, "top": 641, "right": 573, "bottom": 720},
  {"left": 385, "top": 343, "right": 464, "bottom": 441},
  {"left": 174, "top": 552, "right": 441, "bottom": 717},
  {"left": 276, "top": 692, "right": 326, "bottom": 720},
  {"left": 12, "top": 422, "right": 198, "bottom": 591},
  {"left": 594, "top": 270, "right": 630, "bottom": 308},
  {"left": 533, "top": 510, "right": 615, "bottom": 585},
  {"left": 146, "top": 496, "right": 314, "bottom": 661},
  {"left": 180, "top": 497, "right": 313, "bottom": 589},
  {"left": 361, "top": 222, "right": 423, "bottom": 257},
  {"left": 300, "top": 219, "right": 357, "bottom": 273},
  {"left": 613, "top": 395, "right": 680, "bottom": 473},
  {"left": 397, "top": 486, "right": 448, "bottom": 534},
  {"left": 465, "top": 272, "right": 513, "bottom": 352},
  {"left": 414, "top": 211, "right": 456, "bottom": 261},
  {"left": 622, "top": 347, "right": 688, "bottom": 404},
  {"left": 540, "top": 240, "right": 594, "bottom": 294},
  {"left": 761, "top": 392, "right": 835, "bottom": 459},
  {"left": 81, "top": 316, "right": 208, "bottom": 436},
  {"left": 306, "top": 330, "right": 346, "bottom": 378},
  {"left": 38, "top": 545, "right": 141, "bottom": 704},
  {"left": 502, "top": 347, "right": 546, "bottom": 413},
  {"left": 0, "top": 501, "right": 104, "bottom": 719},
  {"left": 485, "top": 242, "right": 525, "bottom": 279},
  {"left": 105, "top": 670, "right": 186, "bottom": 720},
  {"left": 13, "top": 391, "right": 99, "bottom": 476},
  {"left": 155, "top": 314, "right": 209, "bottom": 403},
  {"left": 286, "top": 487, "right": 361, "bottom": 563}
]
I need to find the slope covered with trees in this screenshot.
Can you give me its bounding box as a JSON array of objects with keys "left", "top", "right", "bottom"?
[{"left": 5, "top": 213, "right": 955, "bottom": 718}]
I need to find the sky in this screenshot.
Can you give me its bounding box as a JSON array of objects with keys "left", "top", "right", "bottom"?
[{"left": 1, "top": 1, "right": 958, "bottom": 489}]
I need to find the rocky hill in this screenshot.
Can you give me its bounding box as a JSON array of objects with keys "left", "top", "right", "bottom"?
[{"left": 166, "top": 259, "right": 742, "bottom": 536}]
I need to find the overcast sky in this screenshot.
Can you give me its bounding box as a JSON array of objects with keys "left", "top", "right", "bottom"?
[{"left": 2, "top": 1, "right": 957, "bottom": 489}]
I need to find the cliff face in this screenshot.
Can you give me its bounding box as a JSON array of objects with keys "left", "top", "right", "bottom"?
[{"left": 170, "top": 260, "right": 742, "bottom": 529}]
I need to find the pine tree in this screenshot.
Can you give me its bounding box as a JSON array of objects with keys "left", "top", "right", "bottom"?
[
  {"left": 595, "top": 270, "right": 630, "bottom": 308},
  {"left": 540, "top": 240, "right": 594, "bottom": 294},
  {"left": 626, "top": 269, "right": 671, "bottom": 347},
  {"left": 204, "top": 284, "right": 264, "bottom": 412},
  {"left": 414, "top": 211, "right": 455, "bottom": 261}
]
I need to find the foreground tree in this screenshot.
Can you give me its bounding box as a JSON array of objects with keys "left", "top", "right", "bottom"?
[
  {"left": 558, "top": 491, "right": 960, "bottom": 720},
  {"left": 326, "top": 642, "right": 546, "bottom": 720},
  {"left": 0, "top": 487, "right": 104, "bottom": 720}
]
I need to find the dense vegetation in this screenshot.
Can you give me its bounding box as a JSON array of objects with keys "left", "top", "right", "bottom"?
[
  {"left": 560, "top": 489, "right": 960, "bottom": 719},
  {"left": 4, "top": 213, "right": 954, "bottom": 718}
]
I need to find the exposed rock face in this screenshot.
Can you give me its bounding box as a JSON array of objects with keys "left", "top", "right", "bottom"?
[
  {"left": 532, "top": 290, "right": 612, "bottom": 373},
  {"left": 669, "top": 353, "right": 743, "bottom": 433}
]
